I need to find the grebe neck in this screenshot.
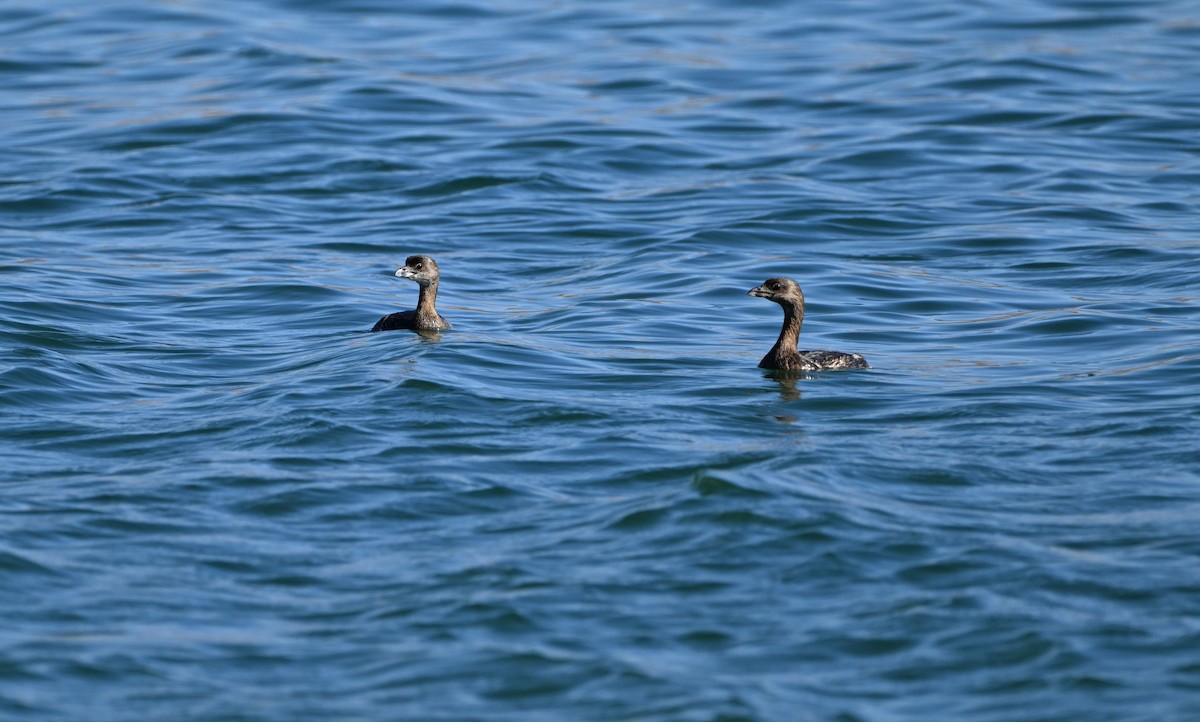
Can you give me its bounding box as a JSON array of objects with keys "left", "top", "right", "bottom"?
[{"left": 769, "top": 302, "right": 803, "bottom": 358}]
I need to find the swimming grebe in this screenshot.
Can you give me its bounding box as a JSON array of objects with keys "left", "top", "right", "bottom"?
[
  {"left": 748, "top": 277, "right": 868, "bottom": 371},
  {"left": 371, "top": 255, "right": 452, "bottom": 332}
]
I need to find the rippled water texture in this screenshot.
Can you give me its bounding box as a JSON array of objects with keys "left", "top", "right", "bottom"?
[{"left": 3, "top": 0, "right": 1200, "bottom": 720}]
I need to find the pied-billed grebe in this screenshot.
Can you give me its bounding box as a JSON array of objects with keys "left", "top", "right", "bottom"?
[
  {"left": 371, "top": 255, "right": 452, "bottom": 332},
  {"left": 749, "top": 277, "right": 868, "bottom": 371}
]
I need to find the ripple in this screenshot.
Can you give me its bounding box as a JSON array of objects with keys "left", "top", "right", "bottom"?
[{"left": 3, "top": 0, "right": 1200, "bottom": 720}]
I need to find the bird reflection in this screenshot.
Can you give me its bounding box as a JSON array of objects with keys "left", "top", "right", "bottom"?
[{"left": 774, "top": 374, "right": 801, "bottom": 401}]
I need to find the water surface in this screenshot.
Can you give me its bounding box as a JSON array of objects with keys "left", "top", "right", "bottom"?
[{"left": 3, "top": 1, "right": 1200, "bottom": 720}]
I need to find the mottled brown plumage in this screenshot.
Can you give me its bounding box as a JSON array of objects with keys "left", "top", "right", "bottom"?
[
  {"left": 748, "top": 277, "right": 868, "bottom": 371},
  {"left": 372, "top": 255, "right": 452, "bottom": 332}
]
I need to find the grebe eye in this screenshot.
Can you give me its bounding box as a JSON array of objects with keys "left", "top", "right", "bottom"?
[
  {"left": 414, "top": 262, "right": 423, "bottom": 269},
  {"left": 770, "top": 283, "right": 780, "bottom": 291}
]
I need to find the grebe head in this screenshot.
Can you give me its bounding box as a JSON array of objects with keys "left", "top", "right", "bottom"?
[
  {"left": 396, "top": 255, "right": 440, "bottom": 288},
  {"left": 748, "top": 277, "right": 804, "bottom": 306}
]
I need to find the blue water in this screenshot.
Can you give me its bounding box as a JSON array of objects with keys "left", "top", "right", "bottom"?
[{"left": 3, "top": 0, "right": 1200, "bottom": 719}]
